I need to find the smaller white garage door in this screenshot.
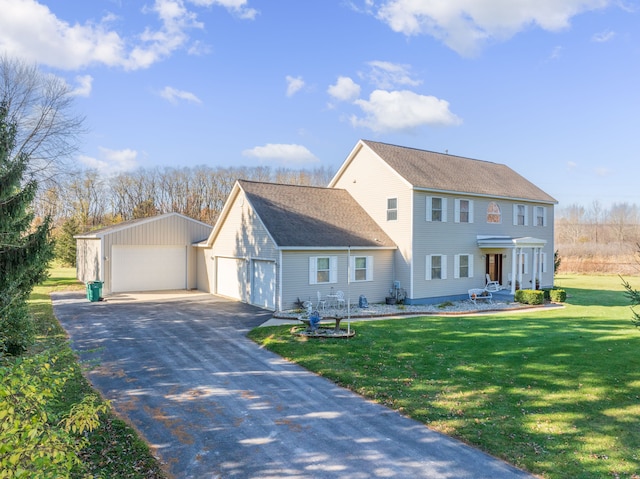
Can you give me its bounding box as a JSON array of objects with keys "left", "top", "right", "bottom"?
[
  {"left": 251, "top": 260, "right": 276, "bottom": 310},
  {"left": 112, "top": 245, "right": 186, "bottom": 293},
  {"left": 216, "top": 257, "right": 245, "bottom": 300}
]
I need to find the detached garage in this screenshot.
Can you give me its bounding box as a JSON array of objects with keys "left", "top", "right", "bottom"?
[{"left": 76, "top": 213, "right": 212, "bottom": 296}]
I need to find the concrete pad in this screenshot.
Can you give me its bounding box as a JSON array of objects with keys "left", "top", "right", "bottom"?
[{"left": 53, "top": 291, "right": 535, "bottom": 479}]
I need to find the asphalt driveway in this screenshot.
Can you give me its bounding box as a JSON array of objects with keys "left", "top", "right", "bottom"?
[{"left": 52, "top": 291, "right": 535, "bottom": 479}]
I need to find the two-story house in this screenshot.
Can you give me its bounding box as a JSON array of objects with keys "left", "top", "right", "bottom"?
[{"left": 330, "top": 140, "right": 557, "bottom": 304}]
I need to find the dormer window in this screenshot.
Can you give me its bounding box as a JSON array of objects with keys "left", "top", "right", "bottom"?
[{"left": 387, "top": 198, "right": 398, "bottom": 221}]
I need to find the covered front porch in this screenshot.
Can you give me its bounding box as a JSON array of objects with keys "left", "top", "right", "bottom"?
[{"left": 477, "top": 235, "right": 548, "bottom": 295}]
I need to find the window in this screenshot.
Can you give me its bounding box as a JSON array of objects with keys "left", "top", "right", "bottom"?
[
  {"left": 351, "top": 256, "right": 373, "bottom": 282},
  {"left": 455, "top": 199, "right": 473, "bottom": 223},
  {"left": 426, "top": 196, "right": 447, "bottom": 222},
  {"left": 514, "top": 204, "right": 528, "bottom": 226},
  {"left": 426, "top": 254, "right": 447, "bottom": 280},
  {"left": 454, "top": 254, "right": 474, "bottom": 278},
  {"left": 387, "top": 198, "right": 397, "bottom": 221},
  {"left": 487, "top": 202, "right": 501, "bottom": 223},
  {"left": 309, "top": 256, "right": 337, "bottom": 284},
  {"left": 537, "top": 252, "right": 548, "bottom": 273},
  {"left": 535, "top": 206, "right": 546, "bottom": 227},
  {"left": 518, "top": 253, "right": 529, "bottom": 274}
]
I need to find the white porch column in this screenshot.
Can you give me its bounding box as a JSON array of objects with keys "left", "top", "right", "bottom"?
[
  {"left": 517, "top": 247, "right": 524, "bottom": 292},
  {"left": 511, "top": 248, "right": 517, "bottom": 294},
  {"left": 532, "top": 248, "right": 538, "bottom": 290}
]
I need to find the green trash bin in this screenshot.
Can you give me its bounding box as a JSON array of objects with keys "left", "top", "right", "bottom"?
[{"left": 87, "top": 281, "right": 103, "bottom": 302}]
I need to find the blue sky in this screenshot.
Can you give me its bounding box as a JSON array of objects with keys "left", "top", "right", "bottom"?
[{"left": 1, "top": 0, "right": 638, "bottom": 209}]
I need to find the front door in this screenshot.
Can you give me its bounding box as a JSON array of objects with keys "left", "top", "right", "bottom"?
[{"left": 486, "top": 254, "right": 503, "bottom": 285}]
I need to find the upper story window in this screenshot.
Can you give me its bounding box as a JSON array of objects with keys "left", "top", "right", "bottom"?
[
  {"left": 514, "top": 204, "right": 528, "bottom": 226},
  {"left": 487, "top": 202, "right": 501, "bottom": 224},
  {"left": 426, "top": 254, "right": 447, "bottom": 280},
  {"left": 351, "top": 256, "right": 373, "bottom": 282},
  {"left": 455, "top": 199, "right": 474, "bottom": 223},
  {"left": 535, "top": 206, "right": 546, "bottom": 227},
  {"left": 426, "top": 196, "right": 447, "bottom": 222},
  {"left": 387, "top": 198, "right": 398, "bottom": 221},
  {"left": 309, "top": 256, "right": 337, "bottom": 284}
]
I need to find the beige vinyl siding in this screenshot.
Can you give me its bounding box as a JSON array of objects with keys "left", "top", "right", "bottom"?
[
  {"left": 195, "top": 248, "right": 212, "bottom": 293},
  {"left": 332, "top": 145, "right": 413, "bottom": 298},
  {"left": 76, "top": 238, "right": 102, "bottom": 284},
  {"left": 205, "top": 190, "right": 278, "bottom": 302},
  {"left": 100, "top": 214, "right": 211, "bottom": 295},
  {"left": 280, "top": 249, "right": 394, "bottom": 310},
  {"left": 208, "top": 191, "right": 278, "bottom": 260}
]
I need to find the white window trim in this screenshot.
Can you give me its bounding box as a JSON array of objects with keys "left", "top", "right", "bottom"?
[
  {"left": 455, "top": 199, "right": 474, "bottom": 224},
  {"left": 518, "top": 253, "right": 529, "bottom": 274},
  {"left": 309, "top": 256, "right": 338, "bottom": 284},
  {"left": 454, "top": 254, "right": 474, "bottom": 279},
  {"left": 426, "top": 196, "right": 448, "bottom": 222},
  {"left": 350, "top": 255, "right": 373, "bottom": 282},
  {"left": 426, "top": 254, "right": 447, "bottom": 280},
  {"left": 513, "top": 204, "right": 529, "bottom": 226},
  {"left": 387, "top": 197, "right": 398, "bottom": 221},
  {"left": 535, "top": 206, "right": 547, "bottom": 227}
]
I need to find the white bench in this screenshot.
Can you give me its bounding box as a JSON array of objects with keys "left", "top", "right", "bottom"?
[{"left": 468, "top": 288, "right": 492, "bottom": 304}]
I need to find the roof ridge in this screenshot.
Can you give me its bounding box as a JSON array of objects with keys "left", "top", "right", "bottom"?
[{"left": 362, "top": 139, "right": 500, "bottom": 166}]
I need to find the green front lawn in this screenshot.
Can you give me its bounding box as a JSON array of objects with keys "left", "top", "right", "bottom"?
[{"left": 249, "top": 274, "right": 640, "bottom": 479}]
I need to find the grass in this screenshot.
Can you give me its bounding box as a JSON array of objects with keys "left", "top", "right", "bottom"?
[
  {"left": 249, "top": 274, "right": 640, "bottom": 479},
  {"left": 26, "top": 266, "right": 167, "bottom": 479}
]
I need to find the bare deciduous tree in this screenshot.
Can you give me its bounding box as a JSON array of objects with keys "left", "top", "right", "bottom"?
[{"left": 1, "top": 55, "right": 86, "bottom": 180}]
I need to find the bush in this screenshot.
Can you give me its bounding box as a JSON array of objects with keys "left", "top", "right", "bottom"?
[
  {"left": 0, "top": 352, "right": 107, "bottom": 478},
  {"left": 549, "top": 289, "right": 566, "bottom": 303},
  {"left": 515, "top": 289, "right": 545, "bottom": 305}
]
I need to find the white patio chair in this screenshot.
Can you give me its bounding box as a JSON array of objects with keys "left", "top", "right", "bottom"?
[
  {"left": 317, "top": 291, "right": 326, "bottom": 311},
  {"left": 485, "top": 274, "right": 501, "bottom": 292},
  {"left": 335, "top": 290, "right": 346, "bottom": 309}
]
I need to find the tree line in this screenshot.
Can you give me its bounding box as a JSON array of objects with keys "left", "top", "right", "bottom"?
[{"left": 555, "top": 201, "right": 640, "bottom": 275}]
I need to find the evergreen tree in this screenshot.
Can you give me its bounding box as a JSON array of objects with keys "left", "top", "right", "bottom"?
[
  {"left": 0, "top": 101, "right": 54, "bottom": 355},
  {"left": 54, "top": 216, "right": 81, "bottom": 267}
]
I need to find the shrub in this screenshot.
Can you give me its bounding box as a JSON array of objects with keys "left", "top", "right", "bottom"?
[
  {"left": 515, "top": 289, "right": 545, "bottom": 305},
  {"left": 549, "top": 289, "right": 566, "bottom": 303},
  {"left": 0, "top": 352, "right": 107, "bottom": 478}
]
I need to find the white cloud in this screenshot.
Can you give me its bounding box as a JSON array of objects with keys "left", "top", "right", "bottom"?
[
  {"left": 592, "top": 29, "right": 615, "bottom": 42},
  {"left": 0, "top": 0, "right": 255, "bottom": 70},
  {"left": 372, "top": 0, "right": 611, "bottom": 56},
  {"left": 285, "top": 76, "right": 305, "bottom": 97},
  {"left": 242, "top": 143, "right": 319, "bottom": 165},
  {"left": 327, "top": 76, "right": 361, "bottom": 102},
  {"left": 351, "top": 89, "right": 462, "bottom": 132},
  {"left": 71, "top": 74, "right": 93, "bottom": 97},
  {"left": 595, "top": 167, "right": 612, "bottom": 176},
  {"left": 78, "top": 147, "right": 139, "bottom": 176},
  {"left": 365, "top": 61, "right": 421, "bottom": 89},
  {"left": 159, "top": 86, "right": 202, "bottom": 104},
  {"left": 188, "top": 0, "right": 258, "bottom": 20}
]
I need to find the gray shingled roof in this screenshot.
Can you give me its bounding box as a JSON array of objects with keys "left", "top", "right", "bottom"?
[
  {"left": 238, "top": 180, "right": 396, "bottom": 248},
  {"left": 362, "top": 140, "right": 557, "bottom": 203}
]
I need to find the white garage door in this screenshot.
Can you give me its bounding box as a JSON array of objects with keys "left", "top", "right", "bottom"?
[
  {"left": 216, "top": 257, "right": 244, "bottom": 300},
  {"left": 252, "top": 260, "right": 276, "bottom": 310},
  {"left": 112, "top": 245, "right": 186, "bottom": 293}
]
